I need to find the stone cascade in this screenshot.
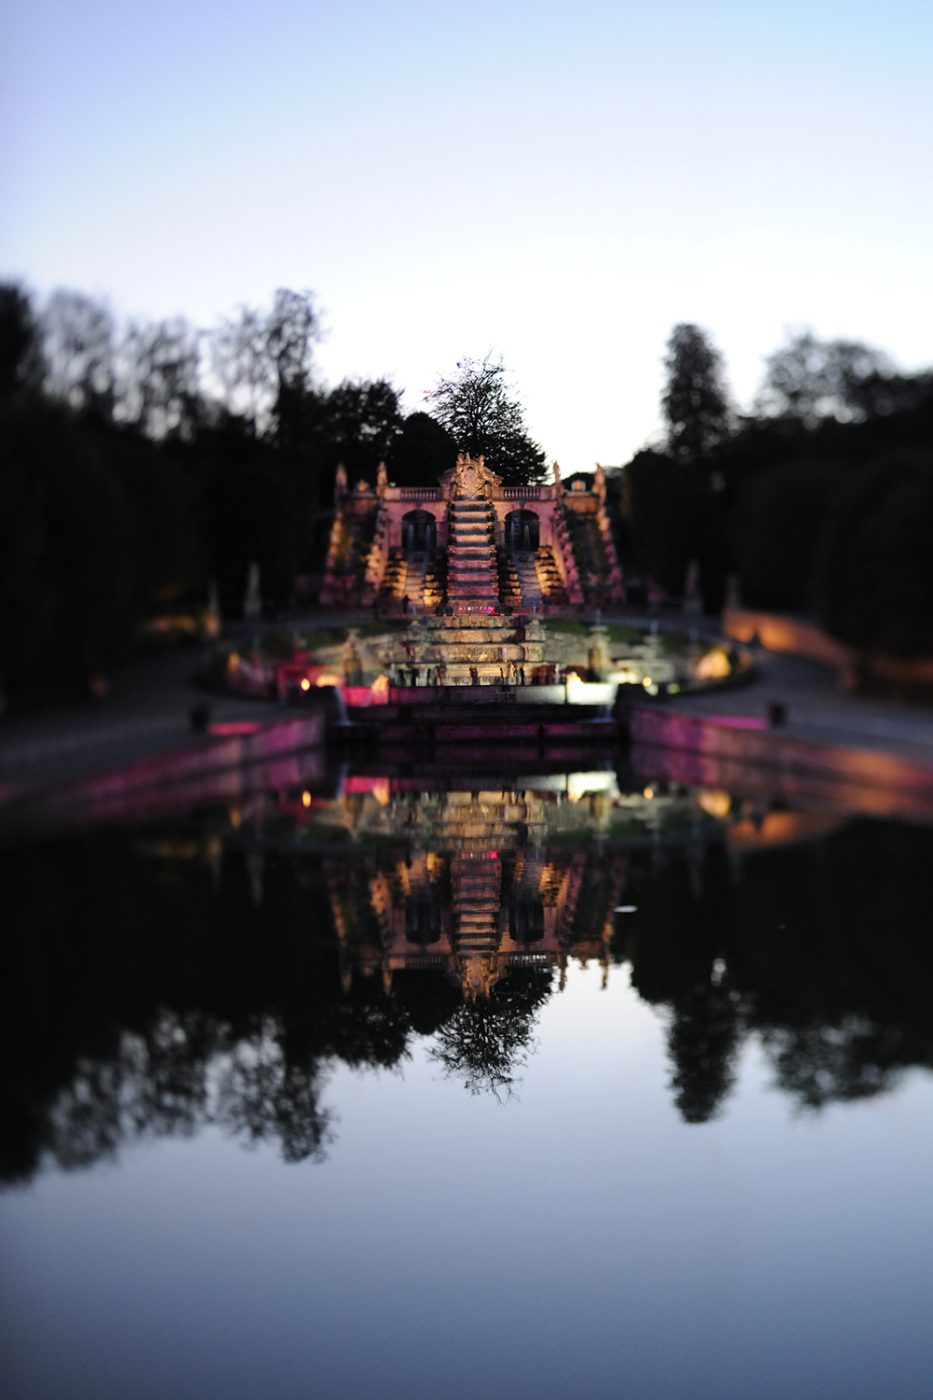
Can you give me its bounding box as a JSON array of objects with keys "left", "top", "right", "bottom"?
[
  {"left": 514, "top": 554, "right": 544, "bottom": 609},
  {"left": 386, "top": 614, "right": 549, "bottom": 686},
  {"left": 564, "top": 510, "right": 623, "bottom": 603},
  {"left": 534, "top": 547, "right": 569, "bottom": 605},
  {"left": 375, "top": 549, "right": 407, "bottom": 609},
  {"left": 320, "top": 507, "right": 378, "bottom": 605},
  {"left": 403, "top": 555, "right": 427, "bottom": 605},
  {"left": 376, "top": 548, "right": 446, "bottom": 612},
  {"left": 496, "top": 549, "right": 523, "bottom": 611},
  {"left": 445, "top": 496, "right": 500, "bottom": 608}
]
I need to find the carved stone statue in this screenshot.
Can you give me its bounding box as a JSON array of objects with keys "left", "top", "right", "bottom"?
[{"left": 440, "top": 453, "right": 502, "bottom": 500}]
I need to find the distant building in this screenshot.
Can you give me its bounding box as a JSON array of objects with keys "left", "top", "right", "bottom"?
[{"left": 320, "top": 454, "right": 624, "bottom": 612}]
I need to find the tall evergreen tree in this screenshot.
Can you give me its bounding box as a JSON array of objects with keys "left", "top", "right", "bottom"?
[{"left": 661, "top": 323, "right": 731, "bottom": 466}]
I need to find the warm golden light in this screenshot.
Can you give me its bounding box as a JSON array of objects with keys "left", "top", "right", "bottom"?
[
  {"left": 697, "top": 789, "right": 732, "bottom": 819},
  {"left": 695, "top": 647, "right": 732, "bottom": 680},
  {"left": 302, "top": 790, "right": 312, "bottom": 808},
  {"left": 300, "top": 677, "right": 311, "bottom": 691}
]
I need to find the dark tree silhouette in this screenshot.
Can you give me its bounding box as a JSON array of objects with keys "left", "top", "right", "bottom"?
[
  {"left": 429, "top": 969, "right": 552, "bottom": 1097},
  {"left": 662, "top": 323, "right": 731, "bottom": 467},
  {"left": 41, "top": 288, "right": 116, "bottom": 421},
  {"left": 426, "top": 354, "right": 546, "bottom": 485},
  {"left": 756, "top": 331, "right": 895, "bottom": 426},
  {"left": 211, "top": 288, "right": 320, "bottom": 431},
  {"left": 812, "top": 452, "right": 933, "bottom": 656},
  {"left": 729, "top": 456, "right": 845, "bottom": 610},
  {"left": 0, "top": 282, "right": 44, "bottom": 395},
  {"left": 0, "top": 398, "right": 138, "bottom": 692},
  {"left": 388, "top": 411, "right": 458, "bottom": 485},
  {"left": 117, "top": 316, "right": 202, "bottom": 439},
  {"left": 308, "top": 378, "right": 404, "bottom": 475}
]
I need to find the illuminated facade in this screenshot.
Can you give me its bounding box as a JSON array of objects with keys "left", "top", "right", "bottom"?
[{"left": 321, "top": 455, "right": 625, "bottom": 612}]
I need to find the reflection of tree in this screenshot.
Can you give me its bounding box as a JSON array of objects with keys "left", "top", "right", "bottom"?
[
  {"left": 620, "top": 821, "right": 933, "bottom": 1122},
  {"left": 8, "top": 812, "right": 933, "bottom": 1183},
  {"left": 216, "top": 1027, "right": 332, "bottom": 1164},
  {"left": 760, "top": 1019, "right": 898, "bottom": 1111},
  {"left": 429, "top": 969, "right": 552, "bottom": 1098},
  {"left": 667, "top": 984, "right": 740, "bottom": 1124}
]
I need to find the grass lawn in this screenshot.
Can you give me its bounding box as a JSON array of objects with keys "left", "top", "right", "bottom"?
[{"left": 544, "top": 619, "right": 675, "bottom": 647}]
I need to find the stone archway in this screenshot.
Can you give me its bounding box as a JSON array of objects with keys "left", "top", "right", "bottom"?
[
  {"left": 406, "top": 891, "right": 441, "bottom": 945},
  {"left": 402, "top": 509, "right": 437, "bottom": 555},
  {"left": 509, "top": 897, "right": 545, "bottom": 944},
  {"left": 505, "top": 509, "right": 540, "bottom": 553}
]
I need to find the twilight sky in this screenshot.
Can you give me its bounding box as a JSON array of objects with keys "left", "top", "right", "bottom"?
[{"left": 3, "top": 0, "right": 932, "bottom": 467}]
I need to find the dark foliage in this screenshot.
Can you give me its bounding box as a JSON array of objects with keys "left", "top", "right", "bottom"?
[
  {"left": 0, "top": 282, "right": 416, "bottom": 698},
  {"left": 813, "top": 452, "right": 933, "bottom": 656},
  {"left": 388, "top": 411, "right": 458, "bottom": 486},
  {"left": 662, "top": 323, "right": 731, "bottom": 467},
  {"left": 426, "top": 354, "right": 547, "bottom": 485}
]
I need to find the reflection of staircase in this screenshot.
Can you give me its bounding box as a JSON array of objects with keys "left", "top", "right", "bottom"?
[
  {"left": 447, "top": 497, "right": 499, "bottom": 608},
  {"left": 452, "top": 855, "right": 502, "bottom": 961}
]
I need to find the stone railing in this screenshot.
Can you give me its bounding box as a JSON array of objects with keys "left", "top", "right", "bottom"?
[
  {"left": 499, "top": 486, "right": 549, "bottom": 500},
  {"left": 394, "top": 487, "right": 438, "bottom": 500}
]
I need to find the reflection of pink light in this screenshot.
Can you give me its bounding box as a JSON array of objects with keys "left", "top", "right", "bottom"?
[
  {"left": 208, "top": 721, "right": 263, "bottom": 736},
  {"left": 709, "top": 716, "right": 768, "bottom": 729}
]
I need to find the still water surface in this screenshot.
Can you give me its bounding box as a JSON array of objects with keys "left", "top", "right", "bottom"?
[{"left": 3, "top": 766, "right": 933, "bottom": 1399}]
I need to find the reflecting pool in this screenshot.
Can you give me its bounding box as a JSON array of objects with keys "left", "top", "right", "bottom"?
[{"left": 3, "top": 766, "right": 933, "bottom": 1399}]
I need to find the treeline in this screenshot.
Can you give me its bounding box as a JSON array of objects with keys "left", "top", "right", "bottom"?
[
  {"left": 0, "top": 283, "right": 461, "bottom": 702},
  {"left": 615, "top": 324, "right": 933, "bottom": 655}
]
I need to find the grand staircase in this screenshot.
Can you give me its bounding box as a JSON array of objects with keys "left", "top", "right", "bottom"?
[
  {"left": 446, "top": 496, "right": 500, "bottom": 608},
  {"left": 376, "top": 549, "right": 446, "bottom": 613},
  {"left": 534, "top": 547, "right": 569, "bottom": 605},
  {"left": 514, "top": 554, "right": 544, "bottom": 609},
  {"left": 321, "top": 509, "right": 378, "bottom": 604},
  {"left": 564, "top": 511, "right": 621, "bottom": 602}
]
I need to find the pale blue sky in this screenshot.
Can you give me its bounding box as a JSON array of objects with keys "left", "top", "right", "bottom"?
[{"left": 3, "top": 0, "right": 932, "bottom": 465}]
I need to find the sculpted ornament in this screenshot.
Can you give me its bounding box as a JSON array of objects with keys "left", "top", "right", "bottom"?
[{"left": 443, "top": 453, "right": 502, "bottom": 499}]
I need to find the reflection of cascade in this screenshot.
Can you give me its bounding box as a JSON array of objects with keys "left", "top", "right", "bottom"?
[
  {"left": 452, "top": 855, "right": 503, "bottom": 997},
  {"left": 246, "top": 849, "right": 264, "bottom": 906},
  {"left": 431, "top": 791, "right": 547, "bottom": 855}
]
